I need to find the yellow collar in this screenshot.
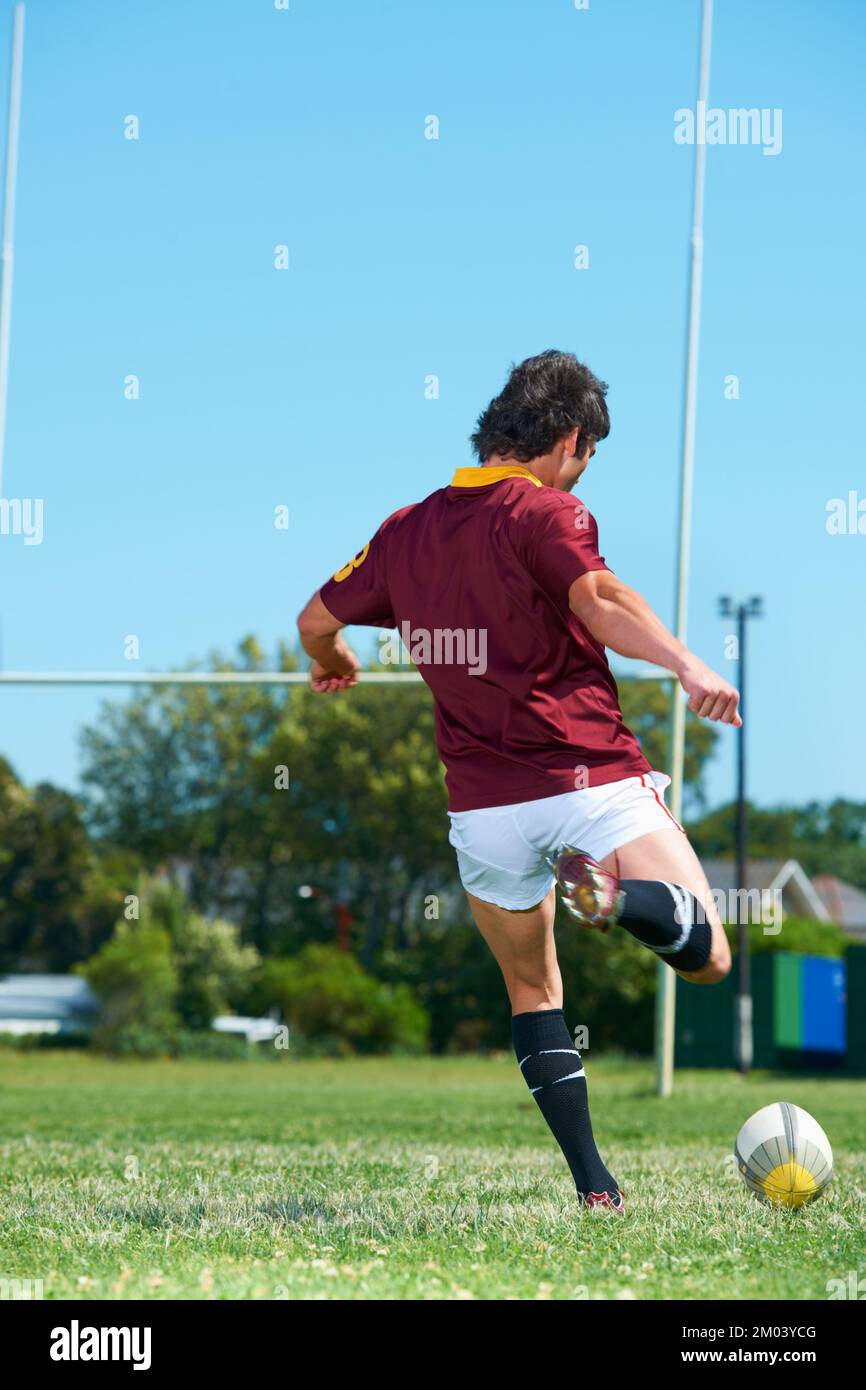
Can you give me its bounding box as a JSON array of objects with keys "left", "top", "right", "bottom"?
[{"left": 450, "top": 464, "right": 542, "bottom": 489}]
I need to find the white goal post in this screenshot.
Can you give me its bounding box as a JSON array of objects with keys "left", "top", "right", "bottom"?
[{"left": 0, "top": 666, "right": 674, "bottom": 686}]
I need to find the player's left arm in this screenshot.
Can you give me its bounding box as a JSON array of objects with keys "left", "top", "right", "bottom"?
[
  {"left": 297, "top": 592, "right": 361, "bottom": 693},
  {"left": 569, "top": 569, "right": 741, "bottom": 725},
  {"left": 523, "top": 496, "right": 740, "bottom": 727}
]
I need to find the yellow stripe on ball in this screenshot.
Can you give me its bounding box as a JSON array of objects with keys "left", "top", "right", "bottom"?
[{"left": 760, "top": 1162, "right": 820, "bottom": 1208}]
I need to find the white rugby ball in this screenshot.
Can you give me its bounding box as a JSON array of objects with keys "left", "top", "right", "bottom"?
[{"left": 734, "top": 1102, "right": 833, "bottom": 1208}]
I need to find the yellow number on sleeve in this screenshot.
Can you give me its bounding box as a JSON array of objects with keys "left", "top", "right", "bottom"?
[{"left": 332, "top": 542, "right": 371, "bottom": 583}]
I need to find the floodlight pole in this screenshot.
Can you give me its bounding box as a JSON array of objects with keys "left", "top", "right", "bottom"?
[
  {"left": 736, "top": 602, "right": 750, "bottom": 1073},
  {"left": 656, "top": 0, "right": 714, "bottom": 1098},
  {"left": 0, "top": 3, "right": 24, "bottom": 499},
  {"left": 719, "top": 595, "right": 763, "bottom": 1075}
]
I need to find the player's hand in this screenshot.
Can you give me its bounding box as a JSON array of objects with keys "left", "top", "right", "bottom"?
[
  {"left": 309, "top": 650, "right": 360, "bottom": 694},
  {"left": 677, "top": 656, "right": 742, "bottom": 725}
]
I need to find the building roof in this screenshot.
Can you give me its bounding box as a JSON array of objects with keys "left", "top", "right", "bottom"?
[
  {"left": 0, "top": 974, "right": 99, "bottom": 1021},
  {"left": 811, "top": 874, "right": 866, "bottom": 931},
  {"left": 700, "top": 859, "right": 866, "bottom": 935}
]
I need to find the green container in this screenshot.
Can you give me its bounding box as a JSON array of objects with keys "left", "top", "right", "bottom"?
[
  {"left": 674, "top": 963, "right": 735, "bottom": 1068},
  {"left": 846, "top": 945, "right": 866, "bottom": 1075},
  {"left": 773, "top": 952, "right": 803, "bottom": 1049},
  {"left": 675, "top": 953, "right": 792, "bottom": 1069},
  {"left": 752, "top": 953, "right": 776, "bottom": 1067}
]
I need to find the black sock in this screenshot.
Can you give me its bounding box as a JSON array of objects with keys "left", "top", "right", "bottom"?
[
  {"left": 618, "top": 879, "right": 712, "bottom": 972},
  {"left": 512, "top": 1008, "right": 619, "bottom": 1200}
]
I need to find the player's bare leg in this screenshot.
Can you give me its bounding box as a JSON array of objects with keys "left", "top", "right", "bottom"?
[
  {"left": 466, "top": 889, "right": 623, "bottom": 1212},
  {"left": 553, "top": 827, "right": 730, "bottom": 983},
  {"left": 465, "top": 888, "right": 560, "bottom": 1014},
  {"left": 600, "top": 827, "right": 731, "bottom": 983}
]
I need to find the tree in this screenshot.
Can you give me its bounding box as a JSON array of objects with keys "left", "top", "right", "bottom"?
[
  {"left": 79, "top": 651, "right": 719, "bottom": 970},
  {"left": 80, "top": 638, "right": 299, "bottom": 931},
  {"left": 271, "top": 678, "right": 451, "bottom": 965},
  {"left": 251, "top": 945, "right": 429, "bottom": 1054},
  {"left": 688, "top": 798, "right": 866, "bottom": 893},
  {"left": 79, "top": 640, "right": 453, "bottom": 958},
  {"left": 146, "top": 880, "right": 260, "bottom": 1028},
  {"left": 617, "top": 678, "right": 717, "bottom": 816},
  {"left": 79, "top": 923, "right": 179, "bottom": 1055},
  {"left": 0, "top": 756, "right": 124, "bottom": 972}
]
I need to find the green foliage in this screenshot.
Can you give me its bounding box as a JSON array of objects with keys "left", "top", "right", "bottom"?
[
  {"left": 252, "top": 944, "right": 429, "bottom": 1055},
  {"left": 554, "top": 912, "right": 658, "bottom": 1054},
  {"left": 0, "top": 755, "right": 123, "bottom": 973},
  {"left": 688, "top": 798, "right": 866, "bottom": 893},
  {"left": 617, "top": 679, "right": 717, "bottom": 813},
  {"left": 172, "top": 1029, "right": 259, "bottom": 1061},
  {"left": 17, "top": 638, "right": 861, "bottom": 1062},
  {"left": 75, "top": 656, "right": 719, "bottom": 983},
  {"left": 146, "top": 881, "right": 260, "bottom": 1029},
  {"left": 70, "top": 657, "right": 723, "bottom": 1056},
  {"left": 79, "top": 923, "right": 179, "bottom": 1056},
  {"left": 377, "top": 907, "right": 658, "bottom": 1056},
  {"left": 0, "top": 1029, "right": 91, "bottom": 1051},
  {"left": 726, "top": 915, "right": 850, "bottom": 959},
  {"left": 77, "top": 878, "right": 263, "bottom": 1054},
  {"left": 276, "top": 680, "right": 451, "bottom": 967},
  {"left": 382, "top": 917, "right": 508, "bottom": 1053},
  {"left": 80, "top": 638, "right": 303, "bottom": 952}
]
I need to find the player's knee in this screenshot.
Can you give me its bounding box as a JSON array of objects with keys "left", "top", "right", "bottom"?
[
  {"left": 683, "top": 943, "right": 731, "bottom": 985},
  {"left": 510, "top": 969, "right": 559, "bottom": 998},
  {"left": 507, "top": 963, "right": 562, "bottom": 1011},
  {"left": 702, "top": 953, "right": 732, "bottom": 984}
]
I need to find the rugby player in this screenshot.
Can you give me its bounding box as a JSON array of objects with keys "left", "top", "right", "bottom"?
[{"left": 298, "top": 350, "right": 739, "bottom": 1214}]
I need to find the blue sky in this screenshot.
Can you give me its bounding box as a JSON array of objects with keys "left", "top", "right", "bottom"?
[{"left": 0, "top": 0, "right": 863, "bottom": 813}]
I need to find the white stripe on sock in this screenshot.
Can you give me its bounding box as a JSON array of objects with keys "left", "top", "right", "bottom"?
[
  {"left": 645, "top": 880, "right": 693, "bottom": 953},
  {"left": 523, "top": 1051, "right": 585, "bottom": 1091}
]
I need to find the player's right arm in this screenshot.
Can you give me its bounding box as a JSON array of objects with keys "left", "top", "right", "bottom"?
[
  {"left": 568, "top": 569, "right": 742, "bottom": 726},
  {"left": 298, "top": 515, "right": 400, "bottom": 694},
  {"left": 296, "top": 590, "right": 360, "bottom": 693}
]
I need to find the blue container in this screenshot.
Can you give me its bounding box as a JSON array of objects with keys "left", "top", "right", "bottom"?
[{"left": 801, "top": 956, "right": 847, "bottom": 1054}]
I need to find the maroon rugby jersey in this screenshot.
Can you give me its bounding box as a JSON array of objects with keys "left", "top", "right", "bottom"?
[{"left": 319, "top": 464, "right": 649, "bottom": 812}]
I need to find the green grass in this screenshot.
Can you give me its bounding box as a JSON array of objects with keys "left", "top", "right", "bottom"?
[{"left": 0, "top": 1051, "right": 863, "bottom": 1300}]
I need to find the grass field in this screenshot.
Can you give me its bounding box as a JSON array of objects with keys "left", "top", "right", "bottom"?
[{"left": 0, "top": 1051, "right": 863, "bottom": 1301}]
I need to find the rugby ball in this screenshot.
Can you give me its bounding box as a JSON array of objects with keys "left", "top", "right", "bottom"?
[{"left": 734, "top": 1102, "right": 833, "bottom": 1208}]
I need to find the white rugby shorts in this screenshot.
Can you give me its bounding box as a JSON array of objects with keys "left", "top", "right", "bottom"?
[{"left": 447, "top": 771, "right": 685, "bottom": 910}]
